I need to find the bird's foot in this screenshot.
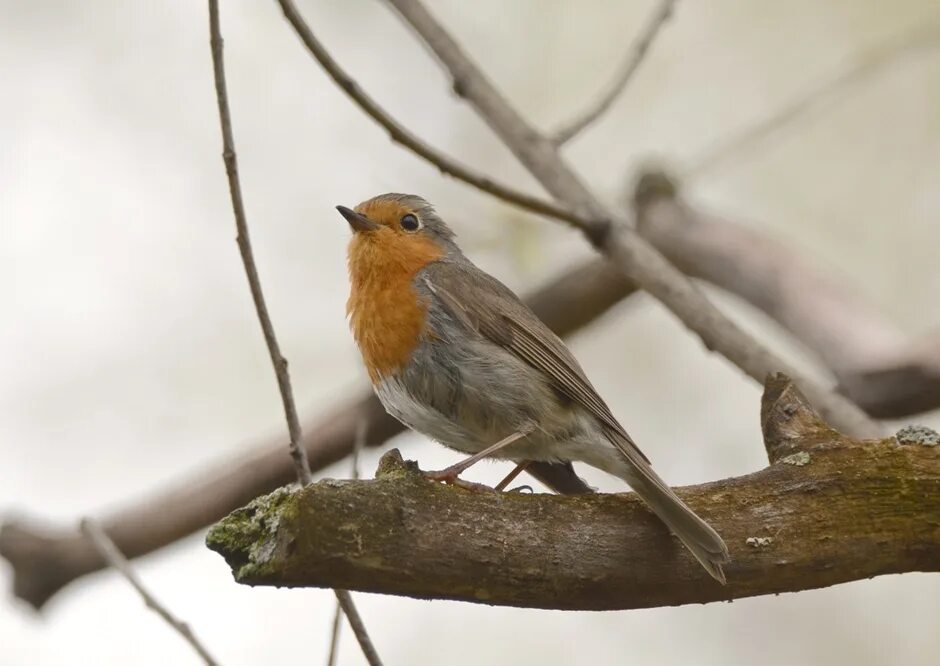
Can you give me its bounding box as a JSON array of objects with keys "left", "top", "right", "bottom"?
[{"left": 423, "top": 468, "right": 493, "bottom": 492}]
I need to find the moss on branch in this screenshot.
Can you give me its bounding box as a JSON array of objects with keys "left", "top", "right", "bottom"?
[{"left": 206, "top": 378, "right": 940, "bottom": 611}]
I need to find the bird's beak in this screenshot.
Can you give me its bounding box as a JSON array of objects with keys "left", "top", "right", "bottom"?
[{"left": 336, "top": 205, "right": 379, "bottom": 233}]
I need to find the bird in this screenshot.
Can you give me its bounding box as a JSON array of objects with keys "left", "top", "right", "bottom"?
[{"left": 337, "top": 193, "right": 730, "bottom": 583}]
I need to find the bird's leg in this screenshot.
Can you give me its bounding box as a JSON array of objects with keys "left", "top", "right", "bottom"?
[
  {"left": 495, "top": 460, "right": 531, "bottom": 491},
  {"left": 425, "top": 425, "right": 534, "bottom": 490}
]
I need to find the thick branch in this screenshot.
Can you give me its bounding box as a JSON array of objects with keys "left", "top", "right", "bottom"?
[
  {"left": 0, "top": 259, "right": 635, "bottom": 610},
  {"left": 633, "top": 171, "right": 940, "bottom": 418},
  {"left": 206, "top": 379, "right": 940, "bottom": 611},
  {"left": 383, "top": 0, "right": 879, "bottom": 438}
]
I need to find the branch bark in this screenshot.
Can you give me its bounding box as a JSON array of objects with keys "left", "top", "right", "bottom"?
[
  {"left": 206, "top": 377, "right": 940, "bottom": 611},
  {"left": 0, "top": 259, "right": 635, "bottom": 610},
  {"left": 382, "top": 0, "right": 880, "bottom": 439}
]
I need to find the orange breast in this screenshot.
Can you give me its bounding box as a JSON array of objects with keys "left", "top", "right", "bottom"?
[{"left": 346, "top": 231, "right": 444, "bottom": 383}]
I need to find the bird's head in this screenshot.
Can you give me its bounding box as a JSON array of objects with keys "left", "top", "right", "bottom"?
[{"left": 338, "top": 193, "right": 459, "bottom": 284}]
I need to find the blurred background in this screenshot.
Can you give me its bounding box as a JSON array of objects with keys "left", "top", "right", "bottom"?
[{"left": 2, "top": 0, "right": 939, "bottom": 664}]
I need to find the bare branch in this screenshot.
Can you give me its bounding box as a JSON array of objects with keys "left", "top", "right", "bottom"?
[
  {"left": 325, "top": 599, "right": 342, "bottom": 666},
  {"left": 842, "top": 336, "right": 940, "bottom": 418},
  {"left": 205, "top": 378, "right": 940, "bottom": 610},
  {"left": 208, "top": 3, "right": 380, "bottom": 661},
  {"left": 685, "top": 23, "right": 940, "bottom": 178},
  {"left": 80, "top": 519, "right": 220, "bottom": 666},
  {"left": 382, "top": 0, "right": 880, "bottom": 438},
  {"left": 0, "top": 258, "right": 635, "bottom": 609},
  {"left": 333, "top": 590, "right": 383, "bottom": 666},
  {"left": 632, "top": 170, "right": 940, "bottom": 418},
  {"left": 274, "top": 0, "right": 587, "bottom": 230},
  {"left": 552, "top": 0, "right": 677, "bottom": 145},
  {"left": 208, "top": 0, "right": 311, "bottom": 485}
]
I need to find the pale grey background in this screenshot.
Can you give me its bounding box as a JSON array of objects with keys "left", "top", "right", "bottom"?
[{"left": 2, "top": 1, "right": 939, "bottom": 664}]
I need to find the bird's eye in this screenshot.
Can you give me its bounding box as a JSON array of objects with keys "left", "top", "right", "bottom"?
[{"left": 400, "top": 213, "right": 420, "bottom": 232}]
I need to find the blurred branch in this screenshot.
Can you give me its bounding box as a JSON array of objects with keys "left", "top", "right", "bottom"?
[
  {"left": 552, "top": 0, "right": 676, "bottom": 145},
  {"left": 842, "top": 336, "right": 940, "bottom": 418},
  {"left": 382, "top": 0, "right": 880, "bottom": 438},
  {"left": 275, "top": 0, "right": 587, "bottom": 230},
  {"left": 208, "top": 4, "right": 380, "bottom": 662},
  {"left": 0, "top": 258, "right": 635, "bottom": 610},
  {"left": 206, "top": 377, "right": 940, "bottom": 610},
  {"left": 80, "top": 519, "right": 220, "bottom": 666},
  {"left": 685, "top": 22, "right": 940, "bottom": 178},
  {"left": 633, "top": 169, "right": 940, "bottom": 418},
  {"left": 209, "top": 0, "right": 311, "bottom": 486}
]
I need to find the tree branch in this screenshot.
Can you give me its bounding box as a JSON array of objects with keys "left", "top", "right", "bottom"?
[
  {"left": 0, "top": 258, "right": 635, "bottom": 610},
  {"left": 205, "top": 377, "right": 940, "bottom": 611},
  {"left": 209, "top": 4, "right": 382, "bottom": 662},
  {"left": 633, "top": 170, "right": 940, "bottom": 418},
  {"left": 382, "top": 0, "right": 880, "bottom": 439},
  {"left": 209, "top": 0, "right": 311, "bottom": 485},
  {"left": 552, "top": 0, "right": 676, "bottom": 145},
  {"left": 843, "top": 336, "right": 940, "bottom": 418},
  {"left": 80, "top": 519, "right": 220, "bottom": 666}
]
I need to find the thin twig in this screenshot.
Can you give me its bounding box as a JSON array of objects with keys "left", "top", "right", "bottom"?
[
  {"left": 334, "top": 590, "right": 384, "bottom": 666},
  {"left": 208, "top": 0, "right": 312, "bottom": 485},
  {"left": 79, "top": 519, "right": 219, "bottom": 666},
  {"left": 325, "top": 603, "right": 343, "bottom": 666},
  {"left": 325, "top": 421, "right": 367, "bottom": 666},
  {"left": 208, "top": 3, "right": 381, "bottom": 664},
  {"left": 552, "top": 0, "right": 677, "bottom": 145},
  {"left": 274, "top": 0, "right": 589, "bottom": 231},
  {"left": 685, "top": 22, "right": 940, "bottom": 178}
]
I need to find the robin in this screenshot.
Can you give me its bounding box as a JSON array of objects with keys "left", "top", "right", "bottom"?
[{"left": 337, "top": 193, "right": 730, "bottom": 583}]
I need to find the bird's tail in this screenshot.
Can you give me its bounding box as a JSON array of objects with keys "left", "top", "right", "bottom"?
[{"left": 611, "top": 436, "right": 730, "bottom": 583}]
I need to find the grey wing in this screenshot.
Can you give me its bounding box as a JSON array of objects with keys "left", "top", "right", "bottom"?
[{"left": 422, "top": 260, "right": 651, "bottom": 466}]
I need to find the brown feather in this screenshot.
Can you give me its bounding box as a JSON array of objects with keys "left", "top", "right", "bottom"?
[{"left": 422, "top": 263, "right": 650, "bottom": 465}]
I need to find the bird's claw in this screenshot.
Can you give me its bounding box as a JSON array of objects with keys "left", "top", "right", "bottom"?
[{"left": 423, "top": 469, "right": 493, "bottom": 492}]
